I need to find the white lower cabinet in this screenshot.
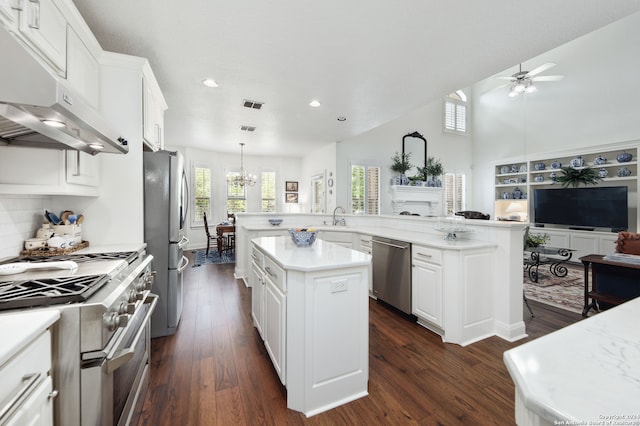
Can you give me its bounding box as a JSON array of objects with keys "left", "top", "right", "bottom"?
[
  {"left": 529, "top": 228, "right": 622, "bottom": 260},
  {"left": 411, "top": 243, "right": 495, "bottom": 346},
  {"left": 250, "top": 260, "right": 265, "bottom": 338},
  {"left": 264, "top": 277, "right": 286, "bottom": 384},
  {"left": 251, "top": 246, "right": 286, "bottom": 384},
  {"left": 412, "top": 254, "right": 443, "bottom": 327},
  {"left": 4, "top": 376, "right": 54, "bottom": 426}
]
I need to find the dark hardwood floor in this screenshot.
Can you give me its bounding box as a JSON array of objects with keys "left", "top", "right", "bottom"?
[{"left": 137, "top": 253, "right": 583, "bottom": 425}]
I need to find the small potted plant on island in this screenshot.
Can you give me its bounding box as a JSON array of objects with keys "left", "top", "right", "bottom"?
[
  {"left": 426, "top": 157, "right": 444, "bottom": 187},
  {"left": 390, "top": 151, "right": 412, "bottom": 185}
]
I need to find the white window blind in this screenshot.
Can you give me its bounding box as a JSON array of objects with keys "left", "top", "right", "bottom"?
[
  {"left": 444, "top": 90, "right": 468, "bottom": 134},
  {"left": 261, "top": 171, "right": 276, "bottom": 212},
  {"left": 351, "top": 164, "right": 380, "bottom": 215},
  {"left": 193, "top": 164, "right": 211, "bottom": 225},
  {"left": 445, "top": 172, "right": 466, "bottom": 215},
  {"left": 367, "top": 167, "right": 380, "bottom": 215},
  {"left": 226, "top": 171, "right": 247, "bottom": 213}
]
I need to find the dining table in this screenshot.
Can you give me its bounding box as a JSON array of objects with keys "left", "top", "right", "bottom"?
[{"left": 216, "top": 225, "right": 236, "bottom": 253}]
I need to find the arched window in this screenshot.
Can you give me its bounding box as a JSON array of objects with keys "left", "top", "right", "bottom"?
[{"left": 443, "top": 90, "right": 468, "bottom": 134}]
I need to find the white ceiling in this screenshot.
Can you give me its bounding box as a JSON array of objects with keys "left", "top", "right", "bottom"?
[{"left": 72, "top": 0, "right": 640, "bottom": 157}]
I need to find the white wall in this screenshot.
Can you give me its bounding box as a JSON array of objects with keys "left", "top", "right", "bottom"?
[
  {"left": 0, "top": 195, "right": 53, "bottom": 260},
  {"left": 300, "top": 142, "right": 337, "bottom": 213},
  {"left": 471, "top": 11, "right": 640, "bottom": 218},
  {"left": 336, "top": 95, "right": 473, "bottom": 215}
]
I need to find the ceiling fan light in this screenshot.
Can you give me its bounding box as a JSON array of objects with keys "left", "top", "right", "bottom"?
[
  {"left": 525, "top": 83, "right": 537, "bottom": 94},
  {"left": 514, "top": 83, "right": 526, "bottom": 93}
]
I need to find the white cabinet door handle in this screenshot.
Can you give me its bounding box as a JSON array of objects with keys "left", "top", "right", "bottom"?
[{"left": 27, "top": 0, "right": 40, "bottom": 29}]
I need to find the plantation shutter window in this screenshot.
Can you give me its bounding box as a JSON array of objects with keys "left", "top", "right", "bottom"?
[
  {"left": 443, "top": 90, "right": 468, "bottom": 134},
  {"left": 445, "top": 172, "right": 466, "bottom": 214},
  {"left": 351, "top": 163, "right": 380, "bottom": 215},
  {"left": 226, "top": 171, "right": 247, "bottom": 213},
  {"left": 261, "top": 171, "right": 276, "bottom": 212},
  {"left": 193, "top": 164, "right": 211, "bottom": 225}
]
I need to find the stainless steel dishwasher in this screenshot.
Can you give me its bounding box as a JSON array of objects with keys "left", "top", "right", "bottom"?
[{"left": 372, "top": 236, "right": 412, "bottom": 315}]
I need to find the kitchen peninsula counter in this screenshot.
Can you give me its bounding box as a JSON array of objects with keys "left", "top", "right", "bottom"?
[
  {"left": 251, "top": 236, "right": 371, "bottom": 417},
  {"left": 238, "top": 213, "right": 527, "bottom": 345},
  {"left": 503, "top": 297, "right": 640, "bottom": 425}
]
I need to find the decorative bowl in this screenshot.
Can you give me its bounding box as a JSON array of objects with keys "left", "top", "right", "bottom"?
[
  {"left": 268, "top": 218, "right": 283, "bottom": 226},
  {"left": 616, "top": 151, "right": 633, "bottom": 163},
  {"left": 288, "top": 228, "right": 317, "bottom": 247}
]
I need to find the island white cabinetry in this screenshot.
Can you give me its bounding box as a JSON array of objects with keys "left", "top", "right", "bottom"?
[
  {"left": 411, "top": 243, "right": 496, "bottom": 345},
  {"left": 0, "top": 310, "right": 60, "bottom": 426},
  {"left": 412, "top": 245, "right": 443, "bottom": 327},
  {"left": 251, "top": 236, "right": 371, "bottom": 417}
]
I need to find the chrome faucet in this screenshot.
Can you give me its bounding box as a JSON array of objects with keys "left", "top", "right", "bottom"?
[{"left": 332, "top": 206, "right": 346, "bottom": 226}]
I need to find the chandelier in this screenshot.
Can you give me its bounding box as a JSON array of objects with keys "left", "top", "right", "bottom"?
[{"left": 227, "top": 142, "right": 256, "bottom": 187}]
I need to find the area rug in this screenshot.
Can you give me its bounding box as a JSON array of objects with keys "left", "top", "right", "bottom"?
[
  {"left": 523, "top": 264, "right": 584, "bottom": 314},
  {"left": 192, "top": 249, "right": 235, "bottom": 267}
]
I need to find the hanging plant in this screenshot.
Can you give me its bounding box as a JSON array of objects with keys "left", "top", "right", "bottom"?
[
  {"left": 390, "top": 152, "right": 412, "bottom": 174},
  {"left": 555, "top": 166, "right": 601, "bottom": 188}
]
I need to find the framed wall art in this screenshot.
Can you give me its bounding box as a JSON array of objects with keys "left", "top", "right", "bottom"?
[
  {"left": 285, "top": 192, "right": 299, "bottom": 203},
  {"left": 286, "top": 181, "right": 298, "bottom": 192}
]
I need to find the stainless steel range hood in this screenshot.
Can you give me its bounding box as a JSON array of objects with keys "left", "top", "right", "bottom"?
[{"left": 0, "top": 29, "right": 128, "bottom": 156}]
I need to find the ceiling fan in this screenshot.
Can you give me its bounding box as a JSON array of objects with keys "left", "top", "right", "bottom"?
[{"left": 494, "top": 63, "right": 564, "bottom": 97}]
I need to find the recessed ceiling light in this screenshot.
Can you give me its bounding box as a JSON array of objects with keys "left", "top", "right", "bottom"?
[
  {"left": 337, "top": 116, "right": 347, "bottom": 121},
  {"left": 202, "top": 78, "right": 218, "bottom": 88},
  {"left": 309, "top": 100, "right": 321, "bottom": 107},
  {"left": 42, "top": 119, "right": 65, "bottom": 128}
]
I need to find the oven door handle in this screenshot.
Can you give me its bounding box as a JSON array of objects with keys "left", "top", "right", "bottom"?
[{"left": 106, "top": 294, "right": 158, "bottom": 374}]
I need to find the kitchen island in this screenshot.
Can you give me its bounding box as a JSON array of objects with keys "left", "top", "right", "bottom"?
[
  {"left": 251, "top": 236, "right": 371, "bottom": 417},
  {"left": 503, "top": 297, "right": 640, "bottom": 425}
]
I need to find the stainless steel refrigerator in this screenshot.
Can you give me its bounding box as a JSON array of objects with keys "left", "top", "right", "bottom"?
[{"left": 144, "top": 150, "right": 190, "bottom": 338}]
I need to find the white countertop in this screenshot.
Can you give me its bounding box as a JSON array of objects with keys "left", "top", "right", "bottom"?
[
  {"left": 252, "top": 236, "right": 371, "bottom": 271},
  {"left": 245, "top": 225, "right": 496, "bottom": 251},
  {"left": 503, "top": 297, "right": 640, "bottom": 423},
  {"left": 0, "top": 310, "right": 60, "bottom": 367}
]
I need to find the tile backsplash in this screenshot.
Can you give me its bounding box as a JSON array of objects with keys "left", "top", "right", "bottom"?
[{"left": 0, "top": 195, "right": 52, "bottom": 260}]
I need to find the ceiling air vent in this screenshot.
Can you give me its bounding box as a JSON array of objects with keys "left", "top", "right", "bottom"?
[
  {"left": 240, "top": 125, "right": 256, "bottom": 132},
  {"left": 242, "top": 99, "right": 264, "bottom": 110}
]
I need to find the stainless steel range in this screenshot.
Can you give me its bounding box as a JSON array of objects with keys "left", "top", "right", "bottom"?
[{"left": 0, "top": 245, "right": 156, "bottom": 426}]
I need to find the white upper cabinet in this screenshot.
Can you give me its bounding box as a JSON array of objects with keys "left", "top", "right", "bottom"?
[
  {"left": 17, "top": 0, "right": 67, "bottom": 76},
  {"left": 66, "top": 25, "right": 99, "bottom": 109},
  {"left": 65, "top": 149, "right": 100, "bottom": 187},
  {"left": 142, "top": 64, "right": 167, "bottom": 151},
  {"left": 0, "top": 0, "right": 18, "bottom": 28}
]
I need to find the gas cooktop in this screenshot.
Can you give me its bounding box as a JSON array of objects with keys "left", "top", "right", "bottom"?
[
  {"left": 18, "top": 251, "right": 138, "bottom": 264},
  {"left": 0, "top": 250, "right": 141, "bottom": 311}
]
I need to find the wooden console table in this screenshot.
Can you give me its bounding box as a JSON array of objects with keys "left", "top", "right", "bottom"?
[{"left": 580, "top": 254, "right": 640, "bottom": 316}]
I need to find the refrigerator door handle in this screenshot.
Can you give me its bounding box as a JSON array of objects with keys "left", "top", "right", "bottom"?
[
  {"left": 177, "top": 255, "right": 189, "bottom": 273},
  {"left": 178, "top": 235, "right": 189, "bottom": 249}
]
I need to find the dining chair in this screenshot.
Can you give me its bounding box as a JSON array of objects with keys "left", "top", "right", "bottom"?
[{"left": 203, "top": 212, "right": 217, "bottom": 256}]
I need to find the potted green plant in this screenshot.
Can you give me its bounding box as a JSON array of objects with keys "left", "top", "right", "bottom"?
[
  {"left": 555, "top": 166, "right": 601, "bottom": 188},
  {"left": 390, "top": 152, "right": 412, "bottom": 185},
  {"left": 525, "top": 233, "right": 550, "bottom": 248},
  {"left": 426, "top": 157, "right": 444, "bottom": 186}
]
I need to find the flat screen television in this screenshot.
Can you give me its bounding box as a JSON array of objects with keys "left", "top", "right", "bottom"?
[{"left": 533, "top": 186, "right": 628, "bottom": 231}]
